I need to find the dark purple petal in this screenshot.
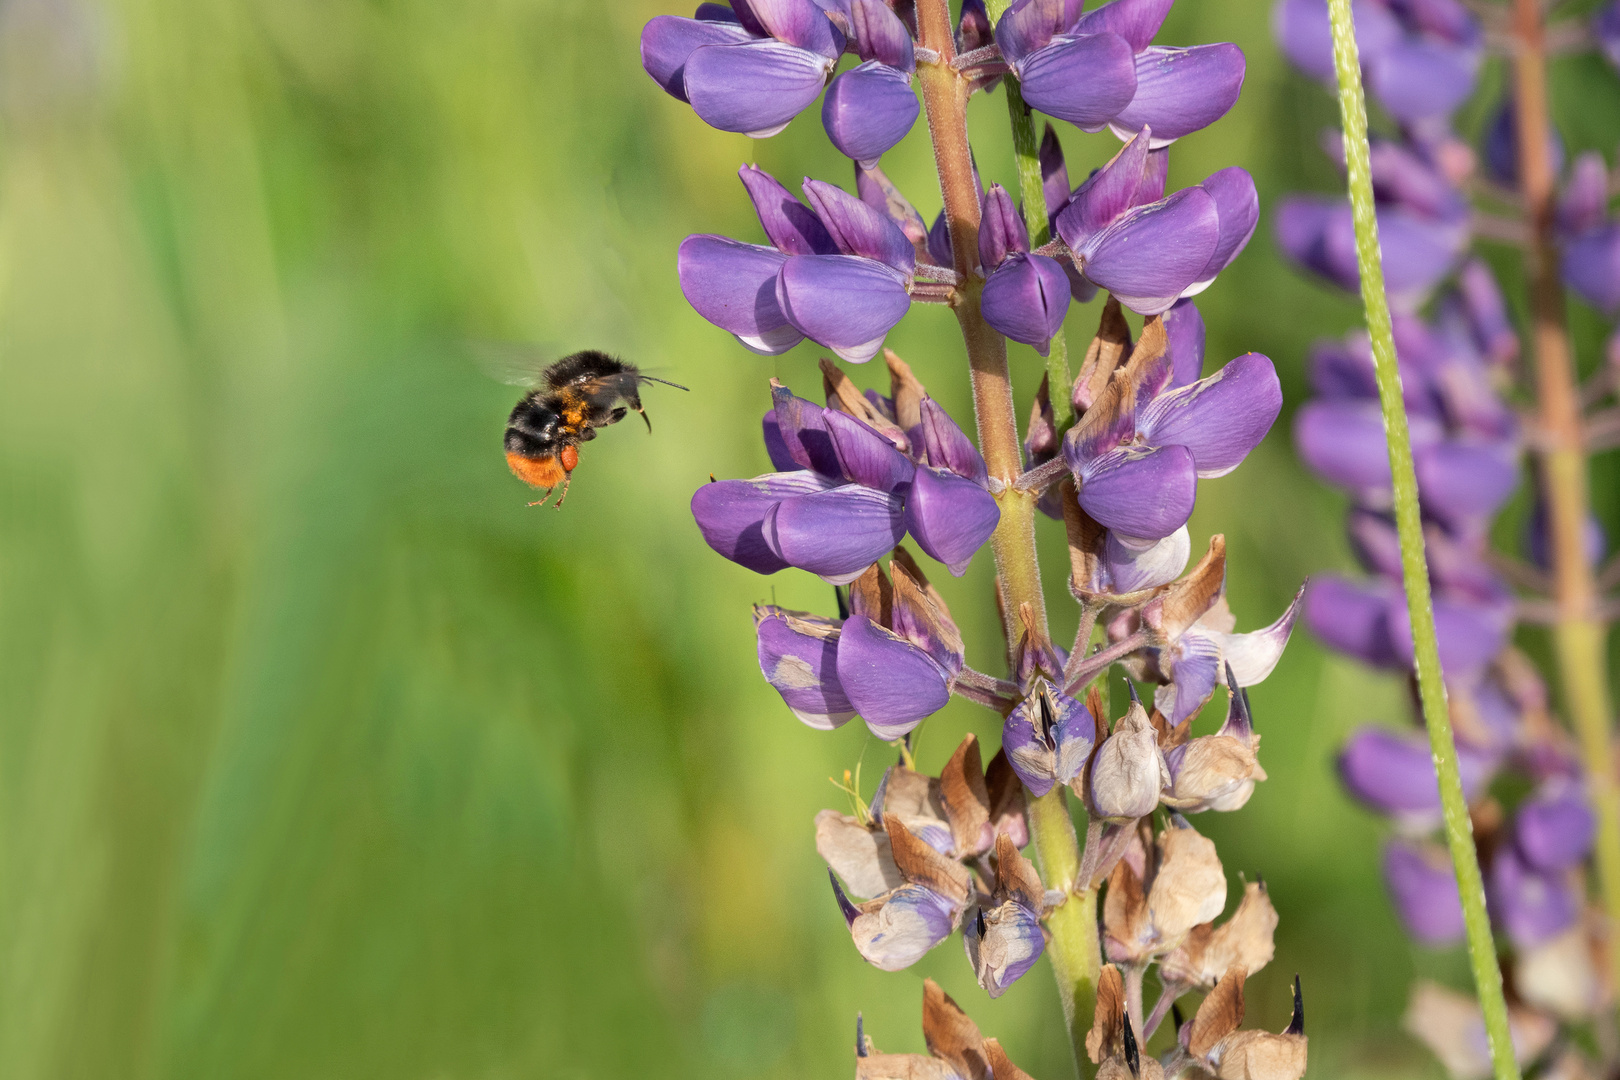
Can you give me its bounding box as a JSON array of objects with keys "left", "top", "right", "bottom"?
[
  {"left": 1016, "top": 32, "right": 1139, "bottom": 131},
  {"left": 1071, "top": 0, "right": 1173, "bottom": 51},
  {"left": 765, "top": 483, "right": 907, "bottom": 582},
  {"left": 1040, "top": 124, "right": 1070, "bottom": 220},
  {"left": 981, "top": 253, "right": 1071, "bottom": 354},
  {"left": 1075, "top": 443, "right": 1197, "bottom": 541},
  {"left": 1110, "top": 44, "right": 1246, "bottom": 146},
  {"left": 696, "top": 3, "right": 744, "bottom": 21},
  {"left": 1340, "top": 726, "right": 1494, "bottom": 816},
  {"left": 1598, "top": 0, "right": 1620, "bottom": 71},
  {"left": 1386, "top": 593, "right": 1513, "bottom": 676},
  {"left": 1365, "top": 38, "right": 1478, "bottom": 123},
  {"left": 802, "top": 179, "right": 917, "bottom": 273},
  {"left": 1305, "top": 574, "right": 1402, "bottom": 668},
  {"left": 748, "top": 0, "right": 841, "bottom": 56},
  {"left": 918, "top": 398, "right": 990, "bottom": 486},
  {"left": 642, "top": 15, "right": 757, "bottom": 101},
  {"left": 1564, "top": 224, "right": 1620, "bottom": 313},
  {"left": 1525, "top": 497, "right": 1607, "bottom": 572},
  {"left": 1413, "top": 439, "right": 1520, "bottom": 529},
  {"left": 692, "top": 471, "right": 841, "bottom": 572},
  {"left": 762, "top": 408, "right": 801, "bottom": 471},
  {"left": 738, "top": 164, "right": 838, "bottom": 255},
  {"left": 1163, "top": 298, "right": 1205, "bottom": 388},
  {"left": 1515, "top": 782, "right": 1596, "bottom": 872},
  {"left": 1076, "top": 187, "right": 1221, "bottom": 315},
  {"left": 776, "top": 255, "right": 912, "bottom": 363},
  {"left": 1490, "top": 846, "right": 1580, "bottom": 948},
  {"left": 1137, "top": 352, "right": 1281, "bottom": 478},
  {"left": 678, "top": 235, "right": 803, "bottom": 353},
  {"left": 927, "top": 210, "right": 953, "bottom": 267},
  {"left": 823, "top": 408, "right": 917, "bottom": 491},
  {"left": 755, "top": 606, "right": 855, "bottom": 727},
  {"left": 822, "top": 63, "right": 920, "bottom": 167},
  {"left": 1273, "top": 0, "right": 1401, "bottom": 82},
  {"left": 1383, "top": 840, "right": 1466, "bottom": 946},
  {"left": 772, "top": 384, "right": 844, "bottom": 477},
  {"left": 1053, "top": 125, "right": 1152, "bottom": 251},
  {"left": 905, "top": 466, "right": 1001, "bottom": 575},
  {"left": 958, "top": 0, "right": 994, "bottom": 50},
  {"left": 980, "top": 184, "right": 1030, "bottom": 270},
  {"left": 1484, "top": 97, "right": 1565, "bottom": 188},
  {"left": 1190, "top": 166, "right": 1258, "bottom": 288},
  {"left": 685, "top": 39, "right": 832, "bottom": 136},
  {"left": 836, "top": 613, "right": 952, "bottom": 735},
  {"left": 851, "top": 0, "right": 915, "bottom": 68},
  {"left": 993, "top": 0, "right": 1081, "bottom": 66}
]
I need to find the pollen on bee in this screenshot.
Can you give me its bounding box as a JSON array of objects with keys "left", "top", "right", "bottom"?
[
  {"left": 507, "top": 451, "right": 568, "bottom": 489},
  {"left": 559, "top": 445, "right": 579, "bottom": 471}
]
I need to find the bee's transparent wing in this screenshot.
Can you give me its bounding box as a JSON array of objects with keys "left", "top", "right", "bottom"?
[{"left": 470, "top": 341, "right": 563, "bottom": 387}]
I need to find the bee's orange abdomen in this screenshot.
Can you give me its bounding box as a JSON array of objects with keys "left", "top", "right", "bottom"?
[{"left": 507, "top": 452, "right": 568, "bottom": 489}]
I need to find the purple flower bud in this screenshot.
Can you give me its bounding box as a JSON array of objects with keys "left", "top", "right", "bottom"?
[
  {"left": 964, "top": 899, "right": 1045, "bottom": 997},
  {"left": 1338, "top": 726, "right": 1495, "bottom": 822},
  {"left": 918, "top": 398, "right": 990, "bottom": 487},
  {"left": 1012, "top": 32, "right": 1140, "bottom": 131},
  {"left": 641, "top": 14, "right": 757, "bottom": 101},
  {"left": 765, "top": 482, "right": 908, "bottom": 583},
  {"left": 1110, "top": 44, "right": 1246, "bottom": 146},
  {"left": 1559, "top": 151, "right": 1609, "bottom": 236},
  {"left": 1490, "top": 845, "right": 1580, "bottom": 948},
  {"left": 755, "top": 605, "right": 856, "bottom": 727},
  {"left": 677, "top": 235, "right": 804, "bottom": 354},
  {"left": 1136, "top": 353, "right": 1281, "bottom": 478},
  {"left": 835, "top": 612, "right": 953, "bottom": 738},
  {"left": 692, "top": 471, "right": 842, "bottom": 573},
  {"left": 802, "top": 178, "right": 917, "bottom": 272},
  {"left": 1514, "top": 781, "right": 1596, "bottom": 872},
  {"left": 1383, "top": 840, "right": 1466, "bottom": 946},
  {"left": 855, "top": 162, "right": 929, "bottom": 255},
  {"left": 776, "top": 255, "right": 912, "bottom": 363},
  {"left": 851, "top": 0, "right": 915, "bottom": 68},
  {"left": 982, "top": 254, "right": 1072, "bottom": 354},
  {"left": 822, "top": 62, "right": 920, "bottom": 167},
  {"left": 1164, "top": 298, "right": 1206, "bottom": 388},
  {"left": 979, "top": 184, "right": 1029, "bottom": 270},
  {"left": 1054, "top": 126, "right": 1154, "bottom": 251},
  {"left": 1003, "top": 680, "right": 1096, "bottom": 797},
  {"left": 905, "top": 466, "right": 1000, "bottom": 575},
  {"left": 958, "top": 0, "right": 994, "bottom": 51},
  {"left": 738, "top": 164, "right": 838, "bottom": 256},
  {"left": 772, "top": 384, "right": 843, "bottom": 476},
  {"left": 1040, "top": 124, "right": 1071, "bottom": 221},
  {"left": 684, "top": 38, "right": 836, "bottom": 137}
]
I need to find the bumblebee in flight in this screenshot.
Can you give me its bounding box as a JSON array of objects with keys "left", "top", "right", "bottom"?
[{"left": 502, "top": 350, "right": 687, "bottom": 508}]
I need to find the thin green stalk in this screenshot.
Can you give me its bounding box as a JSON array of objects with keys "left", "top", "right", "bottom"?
[
  {"left": 1028, "top": 788, "right": 1100, "bottom": 1079},
  {"left": 1323, "top": 4, "right": 1520, "bottom": 1080}
]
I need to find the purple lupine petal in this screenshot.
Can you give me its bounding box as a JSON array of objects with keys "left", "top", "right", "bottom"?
[
  {"left": 1413, "top": 438, "right": 1520, "bottom": 529},
  {"left": 981, "top": 254, "right": 1071, "bottom": 355},
  {"left": 1383, "top": 840, "right": 1466, "bottom": 946},
  {"left": 1274, "top": 195, "right": 1359, "bottom": 293},
  {"left": 1105, "top": 526, "right": 1190, "bottom": 593},
  {"left": 1075, "top": 443, "right": 1198, "bottom": 541},
  {"left": 641, "top": 15, "right": 757, "bottom": 101},
  {"left": 1053, "top": 126, "right": 1152, "bottom": 251},
  {"left": 1071, "top": 0, "right": 1174, "bottom": 51},
  {"left": 695, "top": 3, "right": 744, "bottom": 22},
  {"left": 1599, "top": 0, "right": 1620, "bottom": 71},
  {"left": 1490, "top": 846, "right": 1580, "bottom": 948},
  {"left": 1137, "top": 352, "right": 1281, "bottom": 478},
  {"left": 1016, "top": 32, "right": 1139, "bottom": 131},
  {"left": 1561, "top": 151, "right": 1610, "bottom": 239},
  {"left": 1515, "top": 782, "right": 1596, "bottom": 872},
  {"left": 1165, "top": 630, "right": 1222, "bottom": 726},
  {"left": 1386, "top": 593, "right": 1513, "bottom": 677},
  {"left": 905, "top": 466, "right": 1001, "bottom": 575},
  {"left": 958, "top": 0, "right": 994, "bottom": 50},
  {"left": 772, "top": 384, "right": 844, "bottom": 477},
  {"left": 775, "top": 254, "right": 912, "bottom": 363},
  {"left": 918, "top": 398, "right": 990, "bottom": 486},
  {"left": 692, "top": 471, "right": 842, "bottom": 572},
  {"left": 762, "top": 408, "right": 801, "bottom": 471},
  {"left": 1305, "top": 574, "right": 1401, "bottom": 668},
  {"left": 823, "top": 408, "right": 918, "bottom": 491},
  {"left": 1455, "top": 259, "right": 1519, "bottom": 366},
  {"left": 855, "top": 163, "right": 930, "bottom": 256},
  {"left": 748, "top": 0, "right": 842, "bottom": 55},
  {"left": 964, "top": 898, "right": 1046, "bottom": 997},
  {"left": 1364, "top": 137, "right": 1469, "bottom": 220},
  {"left": 1164, "top": 298, "right": 1206, "bottom": 388},
  {"left": 889, "top": 577, "right": 964, "bottom": 674},
  {"left": 927, "top": 210, "right": 953, "bottom": 268},
  {"left": 993, "top": 0, "right": 1082, "bottom": 66},
  {"left": 1340, "top": 726, "right": 1495, "bottom": 816},
  {"left": 678, "top": 235, "right": 804, "bottom": 353},
  {"left": 1188, "top": 167, "right": 1258, "bottom": 290},
  {"left": 1293, "top": 399, "right": 1395, "bottom": 498},
  {"left": 980, "top": 184, "right": 1030, "bottom": 270},
  {"left": 738, "top": 164, "right": 838, "bottom": 255},
  {"left": 851, "top": 0, "right": 915, "bottom": 68},
  {"left": 1213, "top": 585, "right": 1304, "bottom": 685},
  {"left": 1308, "top": 337, "right": 1378, "bottom": 401},
  {"left": 802, "top": 179, "right": 917, "bottom": 273},
  {"left": 755, "top": 606, "right": 856, "bottom": 727},
  {"left": 822, "top": 63, "right": 920, "bottom": 167},
  {"left": 1379, "top": 208, "right": 1469, "bottom": 305},
  {"left": 1040, "top": 124, "right": 1070, "bottom": 220},
  {"left": 836, "top": 613, "right": 953, "bottom": 734},
  {"left": 846, "top": 882, "right": 960, "bottom": 970},
  {"left": 1002, "top": 707, "right": 1056, "bottom": 797},
  {"left": 1110, "top": 44, "right": 1246, "bottom": 147},
  {"left": 1273, "top": 0, "right": 1401, "bottom": 82},
  {"left": 1076, "top": 187, "right": 1221, "bottom": 315},
  {"left": 1365, "top": 38, "right": 1478, "bottom": 123},
  {"left": 764, "top": 483, "right": 907, "bottom": 582},
  {"left": 1564, "top": 224, "right": 1620, "bottom": 313},
  {"left": 1003, "top": 686, "right": 1095, "bottom": 796},
  {"left": 685, "top": 39, "right": 833, "bottom": 136}
]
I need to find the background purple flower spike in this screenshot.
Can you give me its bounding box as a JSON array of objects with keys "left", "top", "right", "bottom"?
[
  {"left": 1384, "top": 840, "right": 1467, "bottom": 946},
  {"left": 1489, "top": 846, "right": 1580, "bottom": 948},
  {"left": 1514, "top": 782, "right": 1597, "bottom": 872},
  {"left": 1305, "top": 575, "right": 1402, "bottom": 668},
  {"left": 1339, "top": 725, "right": 1495, "bottom": 820}
]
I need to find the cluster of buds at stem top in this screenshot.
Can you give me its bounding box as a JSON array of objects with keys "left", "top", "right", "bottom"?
[{"left": 1277, "top": 4, "right": 1620, "bottom": 1076}]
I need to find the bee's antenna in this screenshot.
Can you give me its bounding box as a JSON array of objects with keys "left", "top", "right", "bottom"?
[{"left": 639, "top": 375, "right": 690, "bottom": 390}]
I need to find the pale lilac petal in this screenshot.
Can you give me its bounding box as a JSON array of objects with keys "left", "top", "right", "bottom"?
[
  {"left": 918, "top": 398, "right": 989, "bottom": 486},
  {"left": 776, "top": 255, "right": 912, "bottom": 362},
  {"left": 822, "top": 62, "right": 920, "bottom": 167},
  {"left": 685, "top": 39, "right": 832, "bottom": 136},
  {"left": 1110, "top": 44, "right": 1246, "bottom": 146},
  {"left": 1072, "top": 0, "right": 1174, "bottom": 51},
  {"left": 692, "top": 471, "right": 841, "bottom": 572},
  {"left": 964, "top": 899, "right": 1046, "bottom": 997},
  {"left": 981, "top": 253, "right": 1071, "bottom": 354},
  {"left": 905, "top": 466, "right": 1000, "bottom": 575},
  {"left": 1163, "top": 298, "right": 1205, "bottom": 388},
  {"left": 755, "top": 606, "right": 856, "bottom": 727},
  {"left": 1561, "top": 152, "right": 1610, "bottom": 237},
  {"left": 1105, "top": 526, "right": 1190, "bottom": 593},
  {"left": 1076, "top": 187, "right": 1221, "bottom": 315},
  {"left": 1188, "top": 166, "right": 1258, "bottom": 288},
  {"left": 1053, "top": 125, "right": 1152, "bottom": 251},
  {"left": 1166, "top": 630, "right": 1222, "bottom": 726},
  {"left": 748, "top": 0, "right": 841, "bottom": 56},
  {"left": 765, "top": 483, "right": 907, "bottom": 582},
  {"left": 823, "top": 409, "right": 917, "bottom": 491},
  {"left": 738, "top": 164, "right": 838, "bottom": 255},
  {"left": 1384, "top": 840, "right": 1466, "bottom": 946},
  {"left": 642, "top": 15, "right": 757, "bottom": 101},
  {"left": 1212, "top": 584, "right": 1304, "bottom": 685},
  {"left": 846, "top": 882, "right": 960, "bottom": 970},
  {"left": 1305, "top": 574, "right": 1401, "bottom": 668},
  {"left": 1016, "top": 32, "right": 1139, "bottom": 131},
  {"left": 802, "top": 179, "right": 917, "bottom": 272},
  {"left": 678, "top": 235, "right": 804, "bottom": 353},
  {"left": 1076, "top": 443, "right": 1197, "bottom": 541},
  {"left": 1137, "top": 352, "right": 1281, "bottom": 478},
  {"left": 836, "top": 613, "right": 952, "bottom": 733}
]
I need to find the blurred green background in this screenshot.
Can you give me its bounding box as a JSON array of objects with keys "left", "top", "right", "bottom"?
[{"left": 4, "top": 0, "right": 1617, "bottom": 1076}]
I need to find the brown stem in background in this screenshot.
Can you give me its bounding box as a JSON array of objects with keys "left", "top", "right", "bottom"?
[{"left": 1511, "top": 0, "right": 1620, "bottom": 1010}]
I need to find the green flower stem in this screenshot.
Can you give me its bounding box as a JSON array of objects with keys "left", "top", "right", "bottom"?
[
  {"left": 1324, "top": 3, "right": 1520, "bottom": 1079},
  {"left": 1029, "top": 788, "right": 1101, "bottom": 1078}
]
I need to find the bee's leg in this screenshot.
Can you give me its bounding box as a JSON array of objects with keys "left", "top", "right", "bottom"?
[
  {"left": 553, "top": 474, "right": 572, "bottom": 510},
  {"left": 527, "top": 487, "right": 554, "bottom": 507},
  {"left": 624, "top": 392, "right": 651, "bottom": 432}
]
